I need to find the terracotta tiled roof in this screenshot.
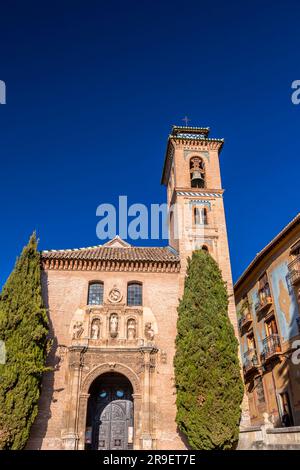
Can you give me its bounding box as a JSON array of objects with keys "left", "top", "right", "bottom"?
[{"left": 42, "top": 245, "right": 179, "bottom": 263}]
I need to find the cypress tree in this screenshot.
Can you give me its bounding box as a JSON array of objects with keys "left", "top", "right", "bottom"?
[
  {"left": 174, "top": 250, "right": 243, "bottom": 450},
  {"left": 0, "top": 233, "right": 49, "bottom": 449}
]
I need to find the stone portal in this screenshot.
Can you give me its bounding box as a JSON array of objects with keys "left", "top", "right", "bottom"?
[{"left": 85, "top": 372, "right": 134, "bottom": 450}]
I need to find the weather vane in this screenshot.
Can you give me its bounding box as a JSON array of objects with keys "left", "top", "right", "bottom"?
[{"left": 182, "top": 116, "right": 190, "bottom": 126}]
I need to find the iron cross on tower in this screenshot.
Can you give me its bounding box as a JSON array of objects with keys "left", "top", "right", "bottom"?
[{"left": 182, "top": 116, "right": 190, "bottom": 126}]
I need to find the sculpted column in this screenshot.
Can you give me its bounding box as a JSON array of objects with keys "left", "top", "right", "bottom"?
[
  {"left": 61, "top": 345, "right": 86, "bottom": 450},
  {"left": 77, "top": 392, "right": 90, "bottom": 450},
  {"left": 140, "top": 346, "right": 157, "bottom": 450}
]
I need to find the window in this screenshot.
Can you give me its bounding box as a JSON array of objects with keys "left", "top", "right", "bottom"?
[
  {"left": 193, "top": 207, "right": 208, "bottom": 225},
  {"left": 280, "top": 392, "right": 294, "bottom": 426},
  {"left": 255, "top": 377, "right": 265, "bottom": 404},
  {"left": 265, "top": 316, "right": 278, "bottom": 336},
  {"left": 202, "top": 208, "right": 208, "bottom": 225},
  {"left": 88, "top": 282, "right": 104, "bottom": 305},
  {"left": 190, "top": 157, "right": 205, "bottom": 188},
  {"left": 247, "top": 332, "right": 256, "bottom": 351},
  {"left": 127, "top": 282, "right": 142, "bottom": 306},
  {"left": 290, "top": 239, "right": 300, "bottom": 257},
  {"left": 201, "top": 245, "right": 209, "bottom": 252},
  {"left": 194, "top": 207, "right": 201, "bottom": 225},
  {"left": 258, "top": 273, "right": 271, "bottom": 303},
  {"left": 293, "top": 247, "right": 300, "bottom": 257}
]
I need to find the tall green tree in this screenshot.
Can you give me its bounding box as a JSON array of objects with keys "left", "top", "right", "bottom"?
[
  {"left": 0, "top": 233, "right": 49, "bottom": 449},
  {"left": 174, "top": 250, "right": 243, "bottom": 450}
]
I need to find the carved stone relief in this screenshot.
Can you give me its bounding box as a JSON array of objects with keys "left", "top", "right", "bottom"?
[
  {"left": 72, "top": 321, "right": 84, "bottom": 340},
  {"left": 144, "top": 322, "right": 155, "bottom": 342}
]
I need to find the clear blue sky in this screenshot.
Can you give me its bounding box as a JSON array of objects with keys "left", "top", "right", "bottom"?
[{"left": 0, "top": 0, "right": 299, "bottom": 287}]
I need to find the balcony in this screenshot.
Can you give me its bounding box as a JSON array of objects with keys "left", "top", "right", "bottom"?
[
  {"left": 255, "top": 296, "right": 273, "bottom": 315},
  {"left": 243, "top": 349, "right": 259, "bottom": 375},
  {"left": 238, "top": 310, "right": 253, "bottom": 333},
  {"left": 260, "top": 334, "right": 281, "bottom": 363},
  {"left": 288, "top": 256, "right": 300, "bottom": 286}
]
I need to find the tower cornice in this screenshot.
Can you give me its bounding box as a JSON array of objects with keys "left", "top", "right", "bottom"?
[{"left": 175, "top": 188, "right": 224, "bottom": 198}]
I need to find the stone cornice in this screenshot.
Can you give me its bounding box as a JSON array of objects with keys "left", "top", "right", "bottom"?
[{"left": 170, "top": 136, "right": 224, "bottom": 149}]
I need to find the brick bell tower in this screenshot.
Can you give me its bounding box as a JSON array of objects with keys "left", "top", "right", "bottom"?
[{"left": 161, "top": 125, "right": 238, "bottom": 334}]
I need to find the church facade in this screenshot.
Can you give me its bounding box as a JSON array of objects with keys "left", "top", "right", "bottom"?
[{"left": 27, "top": 126, "right": 238, "bottom": 450}]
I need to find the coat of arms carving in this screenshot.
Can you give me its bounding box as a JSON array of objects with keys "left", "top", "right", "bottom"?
[{"left": 108, "top": 286, "right": 122, "bottom": 303}]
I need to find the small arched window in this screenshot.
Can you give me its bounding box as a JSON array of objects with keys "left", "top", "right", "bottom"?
[
  {"left": 127, "top": 282, "right": 143, "bottom": 306},
  {"left": 201, "top": 245, "right": 209, "bottom": 252},
  {"left": 88, "top": 282, "right": 104, "bottom": 305},
  {"left": 190, "top": 157, "right": 205, "bottom": 188}
]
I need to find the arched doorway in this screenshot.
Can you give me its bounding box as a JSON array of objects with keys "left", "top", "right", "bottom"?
[{"left": 85, "top": 372, "right": 134, "bottom": 450}]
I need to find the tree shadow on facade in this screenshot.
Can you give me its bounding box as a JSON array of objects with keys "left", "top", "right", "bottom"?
[
  {"left": 176, "top": 427, "right": 192, "bottom": 449},
  {"left": 26, "top": 273, "right": 63, "bottom": 449}
]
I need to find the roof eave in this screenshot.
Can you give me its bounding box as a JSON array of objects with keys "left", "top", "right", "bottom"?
[{"left": 234, "top": 213, "right": 300, "bottom": 293}]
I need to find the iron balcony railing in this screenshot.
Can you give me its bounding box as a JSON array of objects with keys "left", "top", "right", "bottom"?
[
  {"left": 288, "top": 256, "right": 300, "bottom": 286},
  {"left": 243, "top": 348, "right": 259, "bottom": 374},
  {"left": 255, "top": 295, "right": 273, "bottom": 314},
  {"left": 238, "top": 310, "right": 253, "bottom": 333},
  {"left": 260, "top": 334, "right": 281, "bottom": 362}
]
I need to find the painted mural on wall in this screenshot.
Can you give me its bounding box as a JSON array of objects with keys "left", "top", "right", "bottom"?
[
  {"left": 250, "top": 288, "right": 265, "bottom": 355},
  {"left": 270, "top": 261, "right": 299, "bottom": 343},
  {"left": 236, "top": 300, "right": 248, "bottom": 364}
]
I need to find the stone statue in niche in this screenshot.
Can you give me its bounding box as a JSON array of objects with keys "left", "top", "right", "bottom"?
[
  {"left": 127, "top": 319, "right": 136, "bottom": 340},
  {"left": 91, "top": 319, "right": 100, "bottom": 340},
  {"left": 109, "top": 314, "right": 118, "bottom": 338},
  {"left": 72, "top": 321, "right": 84, "bottom": 340},
  {"left": 144, "top": 322, "right": 155, "bottom": 341}
]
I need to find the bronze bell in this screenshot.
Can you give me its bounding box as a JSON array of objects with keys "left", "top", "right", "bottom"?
[{"left": 191, "top": 170, "right": 204, "bottom": 188}]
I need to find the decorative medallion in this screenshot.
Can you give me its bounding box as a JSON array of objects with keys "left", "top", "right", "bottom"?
[{"left": 108, "top": 286, "right": 123, "bottom": 303}]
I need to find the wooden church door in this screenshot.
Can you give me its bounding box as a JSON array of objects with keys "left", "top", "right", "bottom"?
[
  {"left": 87, "top": 376, "right": 134, "bottom": 450},
  {"left": 97, "top": 399, "right": 133, "bottom": 450}
]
